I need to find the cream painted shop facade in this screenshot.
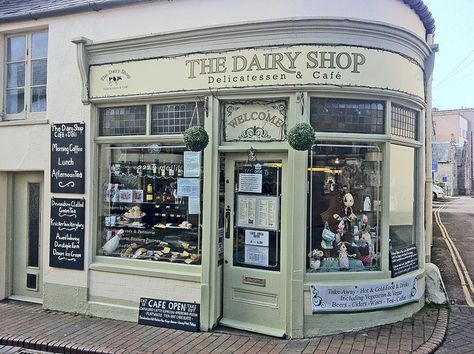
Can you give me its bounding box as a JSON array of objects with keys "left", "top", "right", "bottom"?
[{"left": 0, "top": 0, "right": 436, "bottom": 338}]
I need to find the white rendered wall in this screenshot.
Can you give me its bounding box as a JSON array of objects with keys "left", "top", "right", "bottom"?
[{"left": 0, "top": 0, "right": 428, "bottom": 293}]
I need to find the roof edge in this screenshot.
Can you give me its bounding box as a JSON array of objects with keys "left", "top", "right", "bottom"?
[
  {"left": 402, "top": 0, "right": 436, "bottom": 34},
  {"left": 0, "top": 0, "right": 154, "bottom": 24}
]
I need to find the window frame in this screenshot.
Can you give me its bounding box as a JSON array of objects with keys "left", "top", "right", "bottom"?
[
  {"left": 92, "top": 99, "right": 208, "bottom": 278},
  {"left": 3, "top": 30, "right": 48, "bottom": 120},
  {"left": 305, "top": 94, "right": 424, "bottom": 279}
]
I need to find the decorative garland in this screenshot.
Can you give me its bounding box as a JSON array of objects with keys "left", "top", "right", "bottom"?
[
  {"left": 184, "top": 126, "right": 209, "bottom": 151},
  {"left": 288, "top": 122, "right": 315, "bottom": 151}
]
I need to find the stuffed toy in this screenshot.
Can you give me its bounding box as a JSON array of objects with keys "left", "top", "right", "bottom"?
[
  {"left": 320, "top": 222, "right": 335, "bottom": 257},
  {"left": 337, "top": 241, "right": 350, "bottom": 270},
  {"left": 308, "top": 249, "right": 324, "bottom": 270},
  {"left": 358, "top": 232, "right": 372, "bottom": 266},
  {"left": 332, "top": 214, "right": 346, "bottom": 243}
]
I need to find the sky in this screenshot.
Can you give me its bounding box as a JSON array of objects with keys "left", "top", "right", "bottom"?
[{"left": 424, "top": 0, "right": 474, "bottom": 110}]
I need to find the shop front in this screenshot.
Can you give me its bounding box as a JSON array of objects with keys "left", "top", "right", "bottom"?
[{"left": 0, "top": 0, "right": 436, "bottom": 339}]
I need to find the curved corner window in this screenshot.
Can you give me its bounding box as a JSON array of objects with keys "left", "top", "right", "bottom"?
[
  {"left": 97, "top": 143, "right": 203, "bottom": 265},
  {"left": 307, "top": 142, "right": 382, "bottom": 273},
  {"left": 389, "top": 144, "right": 416, "bottom": 250}
]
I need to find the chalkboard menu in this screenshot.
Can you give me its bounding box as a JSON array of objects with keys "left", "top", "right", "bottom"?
[
  {"left": 51, "top": 123, "right": 85, "bottom": 194},
  {"left": 389, "top": 244, "right": 418, "bottom": 278},
  {"left": 138, "top": 297, "right": 200, "bottom": 332},
  {"left": 50, "top": 198, "right": 85, "bottom": 270}
]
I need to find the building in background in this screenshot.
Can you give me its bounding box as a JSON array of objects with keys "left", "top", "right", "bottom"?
[
  {"left": 0, "top": 0, "right": 436, "bottom": 338},
  {"left": 432, "top": 109, "right": 473, "bottom": 195}
]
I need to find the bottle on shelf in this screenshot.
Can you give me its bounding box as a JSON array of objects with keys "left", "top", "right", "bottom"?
[{"left": 146, "top": 183, "right": 154, "bottom": 202}]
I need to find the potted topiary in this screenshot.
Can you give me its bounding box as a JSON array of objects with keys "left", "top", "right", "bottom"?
[
  {"left": 287, "top": 122, "right": 315, "bottom": 151},
  {"left": 184, "top": 126, "right": 209, "bottom": 151}
]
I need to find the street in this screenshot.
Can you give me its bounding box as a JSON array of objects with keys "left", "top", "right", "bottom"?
[{"left": 432, "top": 196, "right": 474, "bottom": 353}]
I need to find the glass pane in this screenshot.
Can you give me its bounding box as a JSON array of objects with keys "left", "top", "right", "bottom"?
[
  {"left": 389, "top": 145, "right": 415, "bottom": 249},
  {"left": 151, "top": 102, "right": 204, "bottom": 135},
  {"left": 7, "top": 63, "right": 25, "bottom": 88},
  {"left": 32, "top": 59, "right": 47, "bottom": 85},
  {"left": 98, "top": 144, "right": 203, "bottom": 266},
  {"left": 7, "top": 35, "right": 26, "bottom": 61},
  {"left": 310, "top": 98, "right": 385, "bottom": 134},
  {"left": 32, "top": 31, "right": 48, "bottom": 59},
  {"left": 391, "top": 104, "right": 418, "bottom": 140},
  {"left": 28, "top": 183, "right": 40, "bottom": 267},
  {"left": 99, "top": 106, "right": 146, "bottom": 136},
  {"left": 233, "top": 161, "right": 281, "bottom": 270},
  {"left": 6, "top": 88, "right": 24, "bottom": 114},
  {"left": 31, "top": 86, "right": 47, "bottom": 112},
  {"left": 307, "top": 142, "right": 382, "bottom": 272}
]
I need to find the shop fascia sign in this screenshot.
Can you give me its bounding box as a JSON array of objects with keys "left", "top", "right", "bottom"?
[{"left": 89, "top": 45, "right": 424, "bottom": 99}]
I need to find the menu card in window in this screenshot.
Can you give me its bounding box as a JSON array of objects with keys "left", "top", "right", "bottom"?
[
  {"left": 237, "top": 195, "right": 257, "bottom": 227},
  {"left": 257, "top": 197, "right": 278, "bottom": 230},
  {"left": 184, "top": 151, "right": 201, "bottom": 177}
]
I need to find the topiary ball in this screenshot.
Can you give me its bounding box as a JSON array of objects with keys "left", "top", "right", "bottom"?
[
  {"left": 288, "top": 122, "right": 315, "bottom": 151},
  {"left": 184, "top": 126, "right": 209, "bottom": 151}
]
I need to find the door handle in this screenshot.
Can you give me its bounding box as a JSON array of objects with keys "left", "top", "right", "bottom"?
[{"left": 225, "top": 207, "right": 231, "bottom": 239}]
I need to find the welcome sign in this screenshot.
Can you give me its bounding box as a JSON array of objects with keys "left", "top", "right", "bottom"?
[{"left": 224, "top": 101, "right": 287, "bottom": 141}]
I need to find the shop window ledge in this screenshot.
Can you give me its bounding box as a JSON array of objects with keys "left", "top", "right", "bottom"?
[{"left": 90, "top": 258, "right": 201, "bottom": 282}]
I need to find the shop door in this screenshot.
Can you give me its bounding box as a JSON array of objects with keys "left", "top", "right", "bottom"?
[
  {"left": 10, "top": 172, "right": 43, "bottom": 302},
  {"left": 221, "top": 153, "right": 286, "bottom": 337}
]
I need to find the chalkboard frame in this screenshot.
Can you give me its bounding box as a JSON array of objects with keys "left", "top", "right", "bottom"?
[
  {"left": 389, "top": 244, "right": 418, "bottom": 278},
  {"left": 51, "top": 122, "right": 85, "bottom": 194},
  {"left": 49, "top": 197, "right": 85, "bottom": 270}
]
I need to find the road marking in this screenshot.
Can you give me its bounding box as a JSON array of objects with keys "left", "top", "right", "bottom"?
[{"left": 434, "top": 201, "right": 474, "bottom": 307}]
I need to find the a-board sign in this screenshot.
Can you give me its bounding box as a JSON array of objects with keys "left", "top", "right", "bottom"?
[
  {"left": 49, "top": 198, "right": 85, "bottom": 270},
  {"left": 389, "top": 244, "right": 418, "bottom": 278},
  {"left": 138, "top": 297, "right": 200, "bottom": 332},
  {"left": 51, "top": 123, "right": 85, "bottom": 193}
]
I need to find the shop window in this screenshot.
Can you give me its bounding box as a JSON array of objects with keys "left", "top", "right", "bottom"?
[
  {"left": 4, "top": 31, "right": 48, "bottom": 117},
  {"left": 98, "top": 143, "right": 202, "bottom": 265},
  {"left": 391, "top": 105, "right": 418, "bottom": 140},
  {"left": 310, "top": 98, "right": 384, "bottom": 134},
  {"left": 389, "top": 144, "right": 416, "bottom": 249},
  {"left": 151, "top": 102, "right": 204, "bottom": 135},
  {"left": 99, "top": 106, "right": 146, "bottom": 136},
  {"left": 307, "top": 142, "right": 382, "bottom": 272}
]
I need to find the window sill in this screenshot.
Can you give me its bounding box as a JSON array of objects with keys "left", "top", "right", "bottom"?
[
  {"left": 90, "top": 256, "right": 201, "bottom": 282},
  {"left": 0, "top": 118, "right": 49, "bottom": 127}
]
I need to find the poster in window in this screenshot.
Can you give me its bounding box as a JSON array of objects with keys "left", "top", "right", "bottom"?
[
  {"left": 184, "top": 151, "right": 201, "bottom": 177},
  {"left": 238, "top": 173, "right": 262, "bottom": 193},
  {"left": 237, "top": 195, "right": 257, "bottom": 227},
  {"left": 244, "top": 245, "right": 269, "bottom": 267}
]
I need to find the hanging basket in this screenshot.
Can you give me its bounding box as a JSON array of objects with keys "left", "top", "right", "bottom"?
[
  {"left": 288, "top": 123, "right": 315, "bottom": 151},
  {"left": 184, "top": 126, "right": 209, "bottom": 151}
]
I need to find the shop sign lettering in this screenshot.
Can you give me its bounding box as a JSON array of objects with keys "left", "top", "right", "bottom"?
[
  {"left": 89, "top": 45, "right": 425, "bottom": 100},
  {"left": 51, "top": 123, "right": 85, "bottom": 194},
  {"left": 49, "top": 198, "right": 85, "bottom": 270},
  {"left": 224, "top": 101, "right": 287, "bottom": 141},
  {"left": 311, "top": 276, "right": 419, "bottom": 313}
]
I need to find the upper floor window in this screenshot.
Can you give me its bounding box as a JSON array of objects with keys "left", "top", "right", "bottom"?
[{"left": 5, "top": 31, "right": 48, "bottom": 117}]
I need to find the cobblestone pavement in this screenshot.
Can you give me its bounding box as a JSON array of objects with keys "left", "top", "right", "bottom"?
[
  {"left": 436, "top": 307, "right": 474, "bottom": 354},
  {"left": 0, "top": 300, "right": 446, "bottom": 354}
]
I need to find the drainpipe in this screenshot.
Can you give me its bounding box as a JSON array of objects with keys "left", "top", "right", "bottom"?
[{"left": 424, "top": 36, "right": 438, "bottom": 262}]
